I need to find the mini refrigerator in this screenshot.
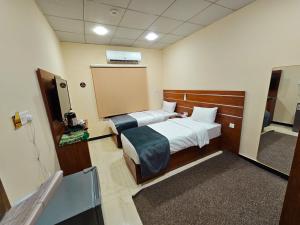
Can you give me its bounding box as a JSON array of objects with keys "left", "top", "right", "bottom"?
[{"left": 36, "top": 167, "right": 104, "bottom": 225}]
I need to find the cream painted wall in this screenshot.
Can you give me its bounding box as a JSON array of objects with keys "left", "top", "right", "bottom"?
[
  {"left": 61, "top": 43, "right": 163, "bottom": 138},
  {"left": 163, "top": 0, "right": 300, "bottom": 159},
  {"left": 273, "top": 66, "right": 300, "bottom": 124},
  {"left": 0, "top": 0, "right": 65, "bottom": 203}
]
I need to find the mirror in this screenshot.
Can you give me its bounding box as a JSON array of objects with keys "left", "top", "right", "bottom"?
[{"left": 257, "top": 66, "right": 299, "bottom": 175}]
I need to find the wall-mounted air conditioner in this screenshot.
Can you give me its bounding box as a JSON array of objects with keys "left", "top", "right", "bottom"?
[{"left": 106, "top": 50, "right": 141, "bottom": 64}]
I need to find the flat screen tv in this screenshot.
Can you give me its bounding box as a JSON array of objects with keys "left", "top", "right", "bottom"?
[{"left": 55, "top": 77, "right": 72, "bottom": 121}]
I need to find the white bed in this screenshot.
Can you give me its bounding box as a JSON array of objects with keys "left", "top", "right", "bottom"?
[
  {"left": 121, "top": 117, "right": 221, "bottom": 164},
  {"left": 108, "top": 109, "right": 177, "bottom": 135}
]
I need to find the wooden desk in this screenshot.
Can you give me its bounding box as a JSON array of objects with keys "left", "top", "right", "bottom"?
[{"left": 37, "top": 68, "right": 91, "bottom": 176}]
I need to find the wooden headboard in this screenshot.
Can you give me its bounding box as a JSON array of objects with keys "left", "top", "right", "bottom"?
[{"left": 163, "top": 90, "right": 245, "bottom": 154}]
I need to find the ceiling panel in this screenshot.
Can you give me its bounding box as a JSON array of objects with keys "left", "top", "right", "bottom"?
[
  {"left": 189, "top": 4, "right": 232, "bottom": 25},
  {"left": 170, "top": 22, "right": 203, "bottom": 36},
  {"left": 148, "top": 17, "right": 183, "bottom": 33},
  {"left": 56, "top": 31, "right": 85, "bottom": 43},
  {"left": 128, "top": 0, "right": 175, "bottom": 15},
  {"left": 36, "top": 0, "right": 83, "bottom": 19},
  {"left": 85, "top": 22, "right": 116, "bottom": 36},
  {"left": 47, "top": 16, "right": 84, "bottom": 33},
  {"left": 160, "top": 34, "right": 182, "bottom": 43},
  {"left": 114, "top": 27, "right": 144, "bottom": 39},
  {"left": 85, "top": 34, "right": 111, "bottom": 45},
  {"left": 132, "top": 40, "right": 152, "bottom": 48},
  {"left": 84, "top": 1, "right": 125, "bottom": 25},
  {"left": 91, "top": 0, "right": 130, "bottom": 8},
  {"left": 162, "top": 0, "right": 211, "bottom": 21},
  {"left": 39, "top": 0, "right": 253, "bottom": 49},
  {"left": 119, "top": 10, "right": 158, "bottom": 29},
  {"left": 150, "top": 42, "right": 169, "bottom": 49},
  {"left": 216, "top": 0, "right": 255, "bottom": 10},
  {"left": 110, "top": 38, "right": 135, "bottom": 46}
]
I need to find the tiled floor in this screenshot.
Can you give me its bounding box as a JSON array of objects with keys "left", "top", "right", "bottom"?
[{"left": 88, "top": 137, "right": 222, "bottom": 225}]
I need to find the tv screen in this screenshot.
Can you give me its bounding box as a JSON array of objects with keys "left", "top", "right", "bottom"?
[{"left": 55, "top": 77, "right": 71, "bottom": 121}]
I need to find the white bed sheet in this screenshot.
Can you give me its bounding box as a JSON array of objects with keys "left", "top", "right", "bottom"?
[
  {"left": 108, "top": 110, "right": 177, "bottom": 134},
  {"left": 121, "top": 118, "right": 221, "bottom": 164}
]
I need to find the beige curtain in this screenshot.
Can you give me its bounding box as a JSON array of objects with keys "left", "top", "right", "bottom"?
[{"left": 91, "top": 66, "right": 149, "bottom": 117}]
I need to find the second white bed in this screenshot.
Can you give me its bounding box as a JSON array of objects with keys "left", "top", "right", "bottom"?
[
  {"left": 121, "top": 117, "right": 221, "bottom": 164},
  {"left": 109, "top": 109, "right": 177, "bottom": 135}
]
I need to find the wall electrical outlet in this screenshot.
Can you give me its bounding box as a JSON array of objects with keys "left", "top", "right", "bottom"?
[
  {"left": 229, "top": 123, "right": 235, "bottom": 128},
  {"left": 19, "top": 111, "right": 32, "bottom": 125},
  {"left": 12, "top": 111, "right": 32, "bottom": 129}
]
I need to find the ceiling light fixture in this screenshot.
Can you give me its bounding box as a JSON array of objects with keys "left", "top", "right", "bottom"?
[
  {"left": 93, "top": 26, "right": 108, "bottom": 36},
  {"left": 145, "top": 32, "right": 158, "bottom": 41}
]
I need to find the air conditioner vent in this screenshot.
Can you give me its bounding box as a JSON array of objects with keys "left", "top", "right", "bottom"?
[{"left": 106, "top": 50, "right": 141, "bottom": 64}]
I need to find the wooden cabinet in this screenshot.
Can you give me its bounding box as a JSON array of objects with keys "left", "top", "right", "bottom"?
[
  {"left": 36, "top": 68, "right": 91, "bottom": 176},
  {"left": 57, "top": 141, "right": 91, "bottom": 176}
]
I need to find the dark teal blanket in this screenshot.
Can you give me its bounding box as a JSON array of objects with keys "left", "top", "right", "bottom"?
[
  {"left": 122, "top": 126, "right": 170, "bottom": 178},
  {"left": 110, "top": 114, "right": 138, "bottom": 134}
]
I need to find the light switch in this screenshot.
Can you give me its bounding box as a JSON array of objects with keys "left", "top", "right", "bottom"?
[{"left": 229, "top": 123, "right": 235, "bottom": 128}]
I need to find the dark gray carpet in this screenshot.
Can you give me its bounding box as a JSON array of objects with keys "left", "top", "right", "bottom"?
[
  {"left": 257, "top": 130, "right": 297, "bottom": 174},
  {"left": 133, "top": 151, "right": 287, "bottom": 225}
]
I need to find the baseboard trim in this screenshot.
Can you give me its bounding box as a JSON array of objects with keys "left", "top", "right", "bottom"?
[
  {"left": 88, "top": 134, "right": 113, "bottom": 142},
  {"left": 271, "top": 121, "right": 293, "bottom": 128},
  {"left": 238, "top": 154, "right": 289, "bottom": 180}
]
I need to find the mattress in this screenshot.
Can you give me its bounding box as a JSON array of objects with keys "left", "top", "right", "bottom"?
[
  {"left": 121, "top": 118, "right": 221, "bottom": 164},
  {"left": 108, "top": 110, "right": 177, "bottom": 134}
]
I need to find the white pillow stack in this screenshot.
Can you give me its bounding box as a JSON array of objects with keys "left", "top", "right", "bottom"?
[
  {"left": 191, "top": 106, "right": 218, "bottom": 123},
  {"left": 162, "top": 101, "right": 177, "bottom": 113}
]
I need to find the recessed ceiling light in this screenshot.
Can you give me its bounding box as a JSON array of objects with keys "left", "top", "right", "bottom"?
[
  {"left": 93, "top": 26, "right": 108, "bottom": 36},
  {"left": 145, "top": 32, "right": 158, "bottom": 41}
]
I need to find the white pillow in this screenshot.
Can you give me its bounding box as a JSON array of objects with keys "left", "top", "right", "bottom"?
[
  {"left": 162, "top": 101, "right": 176, "bottom": 113},
  {"left": 191, "top": 107, "right": 218, "bottom": 123}
]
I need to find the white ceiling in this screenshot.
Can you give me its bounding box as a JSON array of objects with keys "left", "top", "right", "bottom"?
[{"left": 36, "top": 0, "right": 255, "bottom": 49}]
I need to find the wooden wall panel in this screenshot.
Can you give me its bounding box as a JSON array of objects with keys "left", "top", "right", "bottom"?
[
  {"left": 280, "top": 134, "right": 300, "bottom": 225},
  {"left": 165, "top": 99, "right": 244, "bottom": 117},
  {"left": 163, "top": 92, "right": 184, "bottom": 100},
  {"left": 186, "top": 94, "right": 244, "bottom": 107},
  {"left": 164, "top": 90, "right": 245, "bottom": 154},
  {"left": 164, "top": 90, "right": 245, "bottom": 96}
]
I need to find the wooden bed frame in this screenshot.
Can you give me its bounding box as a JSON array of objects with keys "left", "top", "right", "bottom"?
[
  {"left": 123, "top": 90, "right": 246, "bottom": 184},
  {"left": 113, "top": 132, "right": 122, "bottom": 148},
  {"left": 124, "top": 137, "right": 221, "bottom": 184}
]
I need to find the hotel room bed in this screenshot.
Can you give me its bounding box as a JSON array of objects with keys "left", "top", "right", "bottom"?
[
  {"left": 108, "top": 101, "right": 177, "bottom": 147},
  {"left": 121, "top": 116, "right": 222, "bottom": 183},
  {"left": 121, "top": 118, "right": 221, "bottom": 165},
  {"left": 108, "top": 109, "right": 177, "bottom": 135},
  {"left": 120, "top": 89, "right": 246, "bottom": 184}
]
